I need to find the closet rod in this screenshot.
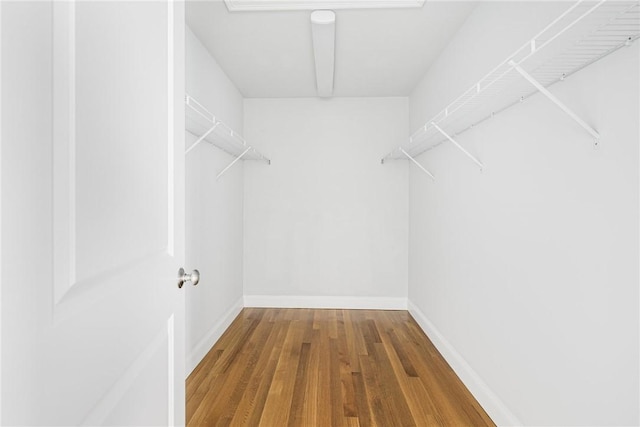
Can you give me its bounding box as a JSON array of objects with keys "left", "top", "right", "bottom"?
[
  {"left": 184, "top": 94, "right": 271, "bottom": 165},
  {"left": 380, "top": 0, "right": 638, "bottom": 167}
]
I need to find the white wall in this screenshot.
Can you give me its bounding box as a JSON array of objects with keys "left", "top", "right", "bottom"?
[
  {"left": 243, "top": 98, "right": 409, "bottom": 308},
  {"left": 408, "top": 2, "right": 639, "bottom": 425},
  {"left": 185, "top": 27, "right": 244, "bottom": 374}
]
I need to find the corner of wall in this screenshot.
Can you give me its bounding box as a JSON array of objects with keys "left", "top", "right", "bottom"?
[
  {"left": 186, "top": 296, "right": 243, "bottom": 377},
  {"left": 407, "top": 300, "right": 522, "bottom": 427}
]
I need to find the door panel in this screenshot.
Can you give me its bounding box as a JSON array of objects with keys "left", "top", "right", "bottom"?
[
  {"left": 2, "top": 1, "right": 185, "bottom": 425},
  {"left": 84, "top": 318, "right": 174, "bottom": 426},
  {"left": 54, "top": 1, "right": 173, "bottom": 304},
  {"left": 73, "top": 1, "right": 169, "bottom": 284}
]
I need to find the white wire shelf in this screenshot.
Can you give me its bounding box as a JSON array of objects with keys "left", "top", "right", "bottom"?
[
  {"left": 185, "top": 94, "right": 270, "bottom": 178},
  {"left": 382, "top": 0, "right": 640, "bottom": 173}
]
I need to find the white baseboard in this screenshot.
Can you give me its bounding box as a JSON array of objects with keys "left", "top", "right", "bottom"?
[
  {"left": 407, "top": 300, "right": 522, "bottom": 427},
  {"left": 186, "top": 296, "right": 519, "bottom": 425},
  {"left": 244, "top": 295, "right": 407, "bottom": 310},
  {"left": 186, "top": 296, "right": 243, "bottom": 377}
]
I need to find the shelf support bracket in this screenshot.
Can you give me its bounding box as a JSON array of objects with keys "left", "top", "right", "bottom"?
[
  {"left": 431, "top": 123, "right": 484, "bottom": 170},
  {"left": 216, "top": 146, "right": 252, "bottom": 180},
  {"left": 399, "top": 148, "right": 435, "bottom": 180},
  {"left": 185, "top": 122, "right": 219, "bottom": 155},
  {"left": 509, "top": 60, "right": 600, "bottom": 143}
]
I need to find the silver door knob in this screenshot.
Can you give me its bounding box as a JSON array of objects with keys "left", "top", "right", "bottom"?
[{"left": 177, "top": 268, "right": 200, "bottom": 288}]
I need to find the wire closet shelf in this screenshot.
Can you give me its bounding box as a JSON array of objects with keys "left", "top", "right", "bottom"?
[
  {"left": 381, "top": 0, "right": 640, "bottom": 175},
  {"left": 185, "top": 94, "right": 270, "bottom": 179}
]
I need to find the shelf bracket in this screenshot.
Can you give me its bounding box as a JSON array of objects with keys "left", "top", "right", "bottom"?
[
  {"left": 399, "top": 148, "right": 435, "bottom": 180},
  {"left": 431, "top": 122, "right": 484, "bottom": 170},
  {"left": 185, "top": 122, "right": 219, "bottom": 155},
  {"left": 216, "top": 146, "right": 252, "bottom": 180},
  {"left": 509, "top": 60, "right": 600, "bottom": 143}
]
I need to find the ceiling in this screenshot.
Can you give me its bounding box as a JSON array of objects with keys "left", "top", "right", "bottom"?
[
  {"left": 223, "top": 0, "right": 427, "bottom": 12},
  {"left": 186, "top": 0, "right": 477, "bottom": 98}
]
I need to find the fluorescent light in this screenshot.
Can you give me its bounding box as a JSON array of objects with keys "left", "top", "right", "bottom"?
[
  {"left": 311, "top": 10, "right": 336, "bottom": 98},
  {"left": 224, "top": 0, "right": 425, "bottom": 12}
]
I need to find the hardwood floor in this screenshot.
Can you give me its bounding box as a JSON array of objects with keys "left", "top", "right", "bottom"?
[{"left": 187, "top": 308, "right": 495, "bottom": 427}]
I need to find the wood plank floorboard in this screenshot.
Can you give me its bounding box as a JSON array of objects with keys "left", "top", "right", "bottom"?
[{"left": 187, "top": 308, "right": 495, "bottom": 427}]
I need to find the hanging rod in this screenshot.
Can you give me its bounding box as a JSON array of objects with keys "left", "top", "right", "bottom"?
[
  {"left": 185, "top": 94, "right": 270, "bottom": 179},
  {"left": 381, "top": 0, "right": 639, "bottom": 166}
]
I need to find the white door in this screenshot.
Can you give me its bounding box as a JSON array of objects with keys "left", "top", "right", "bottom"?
[{"left": 1, "top": 1, "right": 186, "bottom": 425}]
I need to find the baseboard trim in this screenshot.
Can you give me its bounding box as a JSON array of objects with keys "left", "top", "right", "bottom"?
[
  {"left": 185, "top": 296, "right": 519, "bottom": 424},
  {"left": 186, "top": 296, "right": 243, "bottom": 377},
  {"left": 407, "top": 300, "right": 522, "bottom": 427},
  {"left": 244, "top": 295, "right": 407, "bottom": 310}
]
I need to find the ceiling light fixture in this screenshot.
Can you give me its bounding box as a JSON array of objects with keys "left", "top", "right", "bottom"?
[{"left": 310, "top": 10, "right": 336, "bottom": 98}]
